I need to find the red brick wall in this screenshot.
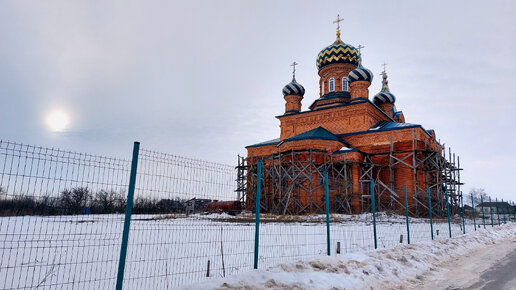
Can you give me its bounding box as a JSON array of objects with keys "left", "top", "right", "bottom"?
[
  {"left": 284, "top": 94, "right": 302, "bottom": 113},
  {"left": 278, "top": 102, "right": 391, "bottom": 140},
  {"left": 349, "top": 81, "right": 370, "bottom": 100},
  {"left": 318, "top": 63, "right": 356, "bottom": 96}
]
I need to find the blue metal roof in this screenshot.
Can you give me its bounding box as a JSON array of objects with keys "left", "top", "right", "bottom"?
[
  {"left": 283, "top": 126, "right": 343, "bottom": 143},
  {"left": 339, "top": 121, "right": 431, "bottom": 137},
  {"left": 245, "top": 138, "right": 280, "bottom": 148},
  {"left": 370, "top": 121, "right": 419, "bottom": 130}
]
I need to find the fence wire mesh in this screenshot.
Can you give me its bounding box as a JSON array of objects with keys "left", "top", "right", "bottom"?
[
  {"left": 0, "top": 140, "right": 131, "bottom": 289},
  {"left": 121, "top": 148, "right": 243, "bottom": 289},
  {"left": 0, "top": 139, "right": 514, "bottom": 289}
]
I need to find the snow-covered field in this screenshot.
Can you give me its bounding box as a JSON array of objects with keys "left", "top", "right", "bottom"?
[
  {"left": 0, "top": 212, "right": 506, "bottom": 289},
  {"left": 185, "top": 222, "right": 516, "bottom": 290}
]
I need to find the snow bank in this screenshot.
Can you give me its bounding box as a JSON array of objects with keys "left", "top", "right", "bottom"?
[{"left": 182, "top": 223, "right": 516, "bottom": 290}]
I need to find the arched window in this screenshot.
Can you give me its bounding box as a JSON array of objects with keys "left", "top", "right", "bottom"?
[
  {"left": 321, "top": 81, "right": 325, "bottom": 95},
  {"left": 329, "top": 78, "right": 335, "bottom": 92},
  {"left": 342, "top": 77, "right": 348, "bottom": 91}
]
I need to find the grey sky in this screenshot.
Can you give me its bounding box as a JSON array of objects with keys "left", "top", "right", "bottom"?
[{"left": 0, "top": 1, "right": 515, "bottom": 201}]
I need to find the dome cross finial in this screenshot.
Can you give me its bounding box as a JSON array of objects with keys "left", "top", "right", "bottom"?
[
  {"left": 357, "top": 45, "right": 364, "bottom": 65},
  {"left": 380, "top": 62, "right": 390, "bottom": 92},
  {"left": 333, "top": 15, "right": 344, "bottom": 39},
  {"left": 291, "top": 61, "right": 298, "bottom": 79}
]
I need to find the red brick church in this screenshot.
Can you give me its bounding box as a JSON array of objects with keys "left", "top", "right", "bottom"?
[{"left": 243, "top": 17, "right": 459, "bottom": 216}]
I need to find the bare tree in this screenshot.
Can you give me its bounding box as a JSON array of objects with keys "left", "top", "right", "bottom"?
[
  {"left": 60, "top": 187, "right": 91, "bottom": 214},
  {"left": 93, "top": 190, "right": 125, "bottom": 213},
  {"left": 466, "top": 188, "right": 490, "bottom": 206}
]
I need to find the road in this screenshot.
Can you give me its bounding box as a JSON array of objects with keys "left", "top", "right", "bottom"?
[
  {"left": 413, "top": 235, "right": 516, "bottom": 290},
  {"left": 466, "top": 248, "right": 516, "bottom": 290}
]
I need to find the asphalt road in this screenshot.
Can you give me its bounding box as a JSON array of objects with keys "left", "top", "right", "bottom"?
[{"left": 466, "top": 247, "right": 516, "bottom": 290}]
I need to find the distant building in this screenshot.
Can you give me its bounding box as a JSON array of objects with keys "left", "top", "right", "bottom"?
[{"left": 477, "top": 201, "right": 514, "bottom": 216}]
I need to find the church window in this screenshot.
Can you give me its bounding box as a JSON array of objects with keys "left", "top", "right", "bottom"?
[
  {"left": 322, "top": 81, "right": 325, "bottom": 95},
  {"left": 329, "top": 78, "right": 335, "bottom": 92},
  {"left": 342, "top": 77, "right": 348, "bottom": 91}
]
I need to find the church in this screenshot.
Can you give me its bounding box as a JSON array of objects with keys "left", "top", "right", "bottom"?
[{"left": 242, "top": 17, "right": 461, "bottom": 216}]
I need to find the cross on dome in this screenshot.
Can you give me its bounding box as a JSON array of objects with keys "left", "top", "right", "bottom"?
[
  {"left": 380, "top": 63, "right": 390, "bottom": 92},
  {"left": 381, "top": 62, "right": 387, "bottom": 75},
  {"left": 333, "top": 15, "right": 344, "bottom": 38},
  {"left": 291, "top": 61, "right": 298, "bottom": 79},
  {"left": 357, "top": 45, "right": 364, "bottom": 65}
]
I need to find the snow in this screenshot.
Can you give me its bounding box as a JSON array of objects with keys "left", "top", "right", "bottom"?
[
  {"left": 0, "top": 212, "right": 511, "bottom": 289},
  {"left": 337, "top": 146, "right": 352, "bottom": 151},
  {"left": 182, "top": 223, "right": 516, "bottom": 290}
]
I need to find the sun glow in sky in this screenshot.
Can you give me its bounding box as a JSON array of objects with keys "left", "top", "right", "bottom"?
[{"left": 46, "top": 110, "right": 69, "bottom": 132}]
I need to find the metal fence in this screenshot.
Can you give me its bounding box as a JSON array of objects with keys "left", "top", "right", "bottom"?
[
  {"left": 0, "top": 140, "right": 131, "bottom": 289},
  {"left": 0, "top": 140, "right": 515, "bottom": 289}
]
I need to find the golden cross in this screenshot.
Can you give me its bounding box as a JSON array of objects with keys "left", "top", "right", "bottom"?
[
  {"left": 333, "top": 14, "right": 344, "bottom": 31},
  {"left": 291, "top": 61, "right": 298, "bottom": 78},
  {"left": 357, "top": 45, "right": 364, "bottom": 54},
  {"left": 382, "top": 62, "right": 387, "bottom": 74}
]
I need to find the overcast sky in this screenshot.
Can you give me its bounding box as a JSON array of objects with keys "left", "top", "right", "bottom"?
[{"left": 0, "top": 1, "right": 515, "bottom": 201}]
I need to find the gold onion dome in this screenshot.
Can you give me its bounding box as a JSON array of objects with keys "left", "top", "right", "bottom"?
[{"left": 316, "top": 32, "right": 361, "bottom": 71}]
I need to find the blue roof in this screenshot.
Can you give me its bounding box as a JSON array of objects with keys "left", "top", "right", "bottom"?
[
  {"left": 283, "top": 126, "right": 345, "bottom": 143},
  {"left": 339, "top": 121, "right": 431, "bottom": 137},
  {"left": 370, "top": 121, "right": 419, "bottom": 130},
  {"left": 245, "top": 138, "right": 280, "bottom": 148}
]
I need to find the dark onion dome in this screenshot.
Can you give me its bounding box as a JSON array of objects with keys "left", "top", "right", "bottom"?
[
  {"left": 373, "top": 71, "right": 396, "bottom": 105},
  {"left": 348, "top": 65, "right": 373, "bottom": 83},
  {"left": 282, "top": 78, "right": 305, "bottom": 97},
  {"left": 316, "top": 34, "right": 361, "bottom": 71}
]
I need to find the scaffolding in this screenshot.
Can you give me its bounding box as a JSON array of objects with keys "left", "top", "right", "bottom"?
[{"left": 238, "top": 130, "right": 463, "bottom": 217}]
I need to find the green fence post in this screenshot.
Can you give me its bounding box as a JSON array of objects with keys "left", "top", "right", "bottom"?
[
  {"left": 116, "top": 141, "right": 140, "bottom": 290},
  {"left": 471, "top": 193, "right": 476, "bottom": 231},
  {"left": 254, "top": 160, "right": 262, "bottom": 269},
  {"left": 502, "top": 199, "right": 506, "bottom": 224},
  {"left": 489, "top": 196, "right": 494, "bottom": 227},
  {"left": 481, "top": 195, "right": 486, "bottom": 229},
  {"left": 404, "top": 185, "right": 410, "bottom": 244},
  {"left": 511, "top": 201, "right": 514, "bottom": 222},
  {"left": 427, "top": 188, "right": 434, "bottom": 240},
  {"left": 324, "top": 172, "right": 330, "bottom": 256},
  {"left": 495, "top": 197, "right": 501, "bottom": 226},
  {"left": 445, "top": 189, "right": 452, "bottom": 238},
  {"left": 460, "top": 191, "right": 465, "bottom": 234},
  {"left": 371, "top": 180, "right": 377, "bottom": 249},
  {"left": 513, "top": 201, "right": 516, "bottom": 222}
]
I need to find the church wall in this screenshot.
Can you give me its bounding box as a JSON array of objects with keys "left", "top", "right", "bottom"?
[
  {"left": 278, "top": 139, "right": 343, "bottom": 152},
  {"left": 247, "top": 145, "right": 278, "bottom": 160},
  {"left": 318, "top": 63, "right": 356, "bottom": 96},
  {"left": 279, "top": 102, "right": 391, "bottom": 140}
]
